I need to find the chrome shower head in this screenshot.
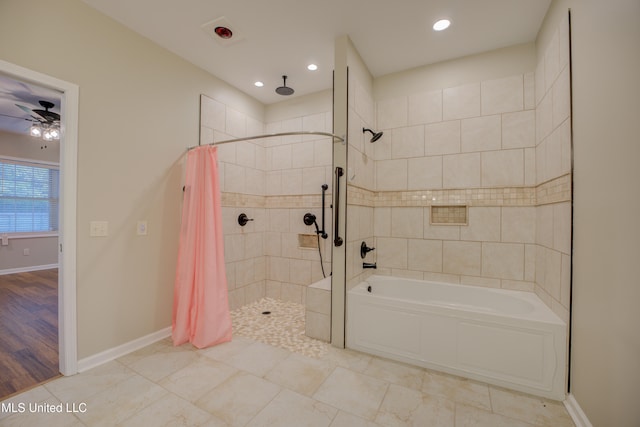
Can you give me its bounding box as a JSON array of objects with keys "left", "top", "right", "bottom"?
[
  {"left": 275, "top": 75, "right": 294, "bottom": 96},
  {"left": 363, "top": 127, "right": 383, "bottom": 142}
]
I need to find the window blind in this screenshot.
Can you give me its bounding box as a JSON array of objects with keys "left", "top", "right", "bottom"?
[{"left": 0, "top": 159, "right": 59, "bottom": 234}]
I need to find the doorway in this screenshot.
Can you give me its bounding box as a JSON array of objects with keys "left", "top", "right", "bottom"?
[{"left": 0, "top": 60, "right": 79, "bottom": 393}]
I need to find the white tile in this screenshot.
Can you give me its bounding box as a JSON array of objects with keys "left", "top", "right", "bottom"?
[
  {"left": 224, "top": 163, "right": 246, "bottom": 193},
  {"left": 119, "top": 393, "right": 213, "bottom": 427},
  {"left": 553, "top": 202, "right": 572, "bottom": 255},
  {"left": 329, "top": 411, "right": 380, "bottom": 427},
  {"left": 552, "top": 66, "right": 571, "bottom": 129},
  {"left": 408, "top": 90, "right": 442, "bottom": 125},
  {"left": 45, "top": 360, "right": 135, "bottom": 403},
  {"left": 125, "top": 347, "right": 199, "bottom": 382},
  {"left": 425, "top": 121, "right": 461, "bottom": 155},
  {"left": 545, "top": 30, "right": 560, "bottom": 93},
  {"left": 391, "top": 207, "right": 424, "bottom": 238},
  {"left": 271, "top": 144, "right": 292, "bottom": 170},
  {"left": 292, "top": 140, "right": 317, "bottom": 168},
  {"left": 374, "top": 207, "right": 391, "bottom": 237},
  {"left": 545, "top": 130, "right": 563, "bottom": 181},
  {"left": 408, "top": 156, "right": 443, "bottom": 190},
  {"left": 363, "top": 356, "right": 425, "bottom": 391},
  {"left": 226, "top": 107, "right": 247, "bottom": 138},
  {"left": 377, "top": 96, "right": 408, "bottom": 129},
  {"left": 76, "top": 375, "right": 168, "bottom": 427},
  {"left": 248, "top": 389, "right": 337, "bottom": 427},
  {"left": 524, "top": 72, "right": 535, "bottom": 110},
  {"left": 281, "top": 168, "right": 302, "bottom": 195},
  {"left": 375, "top": 237, "right": 408, "bottom": 269},
  {"left": 313, "top": 367, "right": 389, "bottom": 420},
  {"left": 391, "top": 125, "right": 424, "bottom": 159},
  {"left": 265, "top": 353, "right": 336, "bottom": 396},
  {"left": 501, "top": 207, "right": 536, "bottom": 244},
  {"left": 460, "top": 207, "right": 501, "bottom": 242},
  {"left": 196, "top": 371, "right": 281, "bottom": 427},
  {"left": 375, "top": 383, "right": 455, "bottom": 427},
  {"left": 481, "top": 75, "right": 524, "bottom": 115},
  {"left": 524, "top": 148, "right": 536, "bottom": 186},
  {"left": 443, "top": 83, "right": 480, "bottom": 120},
  {"left": 544, "top": 248, "right": 562, "bottom": 300},
  {"left": 455, "top": 403, "right": 533, "bottom": 427},
  {"left": 407, "top": 239, "right": 442, "bottom": 272},
  {"left": 461, "top": 115, "right": 501, "bottom": 153},
  {"left": 482, "top": 242, "right": 524, "bottom": 281},
  {"left": 201, "top": 96, "right": 226, "bottom": 131},
  {"left": 502, "top": 110, "right": 535, "bottom": 149},
  {"left": 422, "top": 370, "right": 491, "bottom": 411},
  {"left": 443, "top": 153, "right": 481, "bottom": 188},
  {"left": 489, "top": 387, "right": 574, "bottom": 427},
  {"left": 375, "top": 159, "right": 407, "bottom": 191},
  {"left": 536, "top": 92, "right": 553, "bottom": 144},
  {"left": 443, "top": 241, "right": 481, "bottom": 276},
  {"left": 305, "top": 310, "right": 331, "bottom": 342},
  {"left": 481, "top": 150, "right": 523, "bottom": 187}
]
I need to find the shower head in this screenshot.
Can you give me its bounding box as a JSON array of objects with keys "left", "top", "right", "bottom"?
[
  {"left": 276, "top": 75, "right": 294, "bottom": 96},
  {"left": 363, "top": 127, "right": 383, "bottom": 142}
]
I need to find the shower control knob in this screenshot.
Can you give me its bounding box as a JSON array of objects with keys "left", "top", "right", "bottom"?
[
  {"left": 238, "top": 213, "right": 253, "bottom": 226},
  {"left": 360, "top": 241, "right": 375, "bottom": 259}
]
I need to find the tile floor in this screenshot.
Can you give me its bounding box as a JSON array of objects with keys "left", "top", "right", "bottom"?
[{"left": 0, "top": 299, "right": 576, "bottom": 427}]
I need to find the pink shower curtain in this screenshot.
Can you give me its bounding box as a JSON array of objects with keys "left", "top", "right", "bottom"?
[{"left": 172, "top": 145, "right": 232, "bottom": 349}]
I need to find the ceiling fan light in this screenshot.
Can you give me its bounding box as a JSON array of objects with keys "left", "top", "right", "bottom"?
[
  {"left": 50, "top": 128, "right": 60, "bottom": 140},
  {"left": 43, "top": 129, "right": 54, "bottom": 141},
  {"left": 30, "top": 124, "right": 42, "bottom": 137}
]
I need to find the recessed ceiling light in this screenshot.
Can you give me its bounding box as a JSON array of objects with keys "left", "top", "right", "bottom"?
[
  {"left": 254, "top": 81, "right": 264, "bottom": 87},
  {"left": 307, "top": 64, "right": 318, "bottom": 71},
  {"left": 433, "top": 19, "right": 451, "bottom": 31}
]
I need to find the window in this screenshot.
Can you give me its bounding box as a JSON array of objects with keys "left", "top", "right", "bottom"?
[{"left": 0, "top": 158, "right": 59, "bottom": 234}]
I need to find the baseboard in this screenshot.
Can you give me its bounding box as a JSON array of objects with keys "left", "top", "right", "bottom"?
[
  {"left": 77, "top": 327, "right": 172, "bottom": 373},
  {"left": 564, "top": 394, "right": 593, "bottom": 427},
  {"left": 0, "top": 263, "right": 59, "bottom": 275}
]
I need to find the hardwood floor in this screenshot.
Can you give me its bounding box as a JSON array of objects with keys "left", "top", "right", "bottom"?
[{"left": 0, "top": 269, "right": 60, "bottom": 399}]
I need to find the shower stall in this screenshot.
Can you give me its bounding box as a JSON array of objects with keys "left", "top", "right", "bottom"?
[{"left": 199, "top": 18, "right": 572, "bottom": 399}]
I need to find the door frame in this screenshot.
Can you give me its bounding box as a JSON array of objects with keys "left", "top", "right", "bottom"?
[{"left": 0, "top": 59, "right": 78, "bottom": 375}]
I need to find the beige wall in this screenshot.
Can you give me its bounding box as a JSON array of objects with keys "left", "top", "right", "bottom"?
[
  {"left": 539, "top": 0, "right": 640, "bottom": 425},
  {"left": 0, "top": 0, "right": 264, "bottom": 358}
]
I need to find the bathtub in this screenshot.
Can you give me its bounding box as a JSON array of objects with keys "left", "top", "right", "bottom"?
[{"left": 346, "top": 275, "right": 566, "bottom": 400}]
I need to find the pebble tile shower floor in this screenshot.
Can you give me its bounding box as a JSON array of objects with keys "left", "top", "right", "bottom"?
[{"left": 0, "top": 298, "right": 575, "bottom": 426}]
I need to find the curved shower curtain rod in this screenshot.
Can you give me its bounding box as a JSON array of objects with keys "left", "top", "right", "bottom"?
[{"left": 187, "top": 131, "right": 344, "bottom": 151}]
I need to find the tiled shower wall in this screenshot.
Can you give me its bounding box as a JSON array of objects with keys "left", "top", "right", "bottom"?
[
  {"left": 371, "top": 72, "right": 539, "bottom": 294},
  {"left": 366, "top": 17, "right": 572, "bottom": 323},
  {"left": 346, "top": 67, "right": 376, "bottom": 289},
  {"left": 534, "top": 13, "right": 572, "bottom": 324},
  {"left": 263, "top": 114, "right": 334, "bottom": 305},
  {"left": 200, "top": 95, "right": 332, "bottom": 310}
]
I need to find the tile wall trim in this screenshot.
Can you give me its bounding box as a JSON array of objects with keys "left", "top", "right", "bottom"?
[
  {"left": 222, "top": 192, "right": 333, "bottom": 208},
  {"left": 347, "top": 173, "right": 570, "bottom": 208}
]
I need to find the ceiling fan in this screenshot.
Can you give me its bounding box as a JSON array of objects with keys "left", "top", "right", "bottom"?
[{"left": 13, "top": 100, "right": 61, "bottom": 141}]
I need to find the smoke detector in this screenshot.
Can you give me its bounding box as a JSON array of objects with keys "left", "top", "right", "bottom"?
[{"left": 201, "top": 16, "right": 245, "bottom": 46}]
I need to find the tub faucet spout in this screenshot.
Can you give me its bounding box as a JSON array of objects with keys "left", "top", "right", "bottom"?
[{"left": 363, "top": 262, "right": 377, "bottom": 269}]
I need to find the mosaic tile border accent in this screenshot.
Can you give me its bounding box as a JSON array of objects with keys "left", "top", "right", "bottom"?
[
  {"left": 222, "top": 193, "right": 333, "bottom": 208},
  {"left": 346, "top": 173, "right": 571, "bottom": 208}
]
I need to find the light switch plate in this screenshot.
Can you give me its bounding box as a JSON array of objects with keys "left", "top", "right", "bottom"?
[{"left": 90, "top": 221, "right": 108, "bottom": 237}]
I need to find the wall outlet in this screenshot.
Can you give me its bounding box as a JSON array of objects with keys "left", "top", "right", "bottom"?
[
  {"left": 137, "top": 220, "right": 148, "bottom": 236},
  {"left": 23, "top": 248, "right": 30, "bottom": 256}
]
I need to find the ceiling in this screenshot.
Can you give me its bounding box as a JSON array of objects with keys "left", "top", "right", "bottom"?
[
  {"left": 0, "top": 74, "right": 61, "bottom": 136},
  {"left": 82, "top": 0, "right": 551, "bottom": 105}
]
